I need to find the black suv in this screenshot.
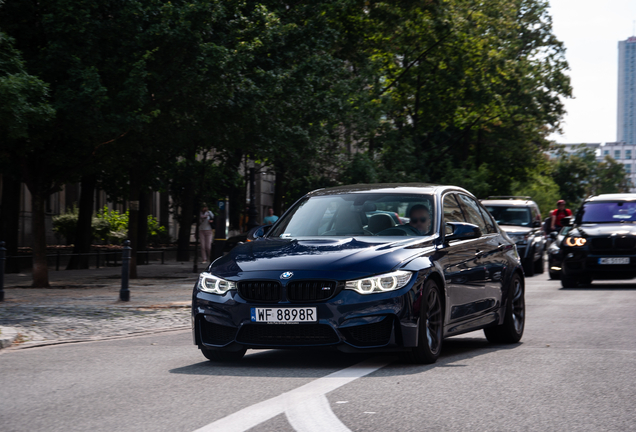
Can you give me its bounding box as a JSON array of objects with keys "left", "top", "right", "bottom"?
[
  {"left": 481, "top": 196, "right": 546, "bottom": 276},
  {"left": 549, "top": 193, "right": 636, "bottom": 288}
]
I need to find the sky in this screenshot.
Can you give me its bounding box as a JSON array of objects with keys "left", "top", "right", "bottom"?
[{"left": 547, "top": 0, "right": 636, "bottom": 144}]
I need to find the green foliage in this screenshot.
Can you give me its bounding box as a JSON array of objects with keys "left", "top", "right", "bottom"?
[
  {"left": 550, "top": 145, "right": 631, "bottom": 209},
  {"left": 4, "top": 0, "right": 582, "bottom": 251},
  {"left": 147, "top": 215, "right": 171, "bottom": 245},
  {"left": 52, "top": 205, "right": 80, "bottom": 245},
  {"left": 511, "top": 173, "right": 561, "bottom": 217},
  {"left": 94, "top": 207, "right": 129, "bottom": 244},
  {"left": 340, "top": 153, "right": 379, "bottom": 185},
  {"left": 0, "top": 31, "right": 55, "bottom": 142},
  {"left": 54, "top": 206, "right": 169, "bottom": 246}
]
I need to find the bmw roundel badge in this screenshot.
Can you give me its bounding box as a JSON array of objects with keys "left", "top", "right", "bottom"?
[{"left": 280, "top": 271, "right": 294, "bottom": 279}]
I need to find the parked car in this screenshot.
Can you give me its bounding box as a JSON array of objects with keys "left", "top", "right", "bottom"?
[
  {"left": 481, "top": 196, "right": 547, "bottom": 276},
  {"left": 549, "top": 193, "right": 636, "bottom": 288},
  {"left": 192, "top": 184, "right": 525, "bottom": 364}
]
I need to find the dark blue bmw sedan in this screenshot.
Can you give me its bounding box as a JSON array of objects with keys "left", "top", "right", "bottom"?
[{"left": 192, "top": 184, "right": 525, "bottom": 363}]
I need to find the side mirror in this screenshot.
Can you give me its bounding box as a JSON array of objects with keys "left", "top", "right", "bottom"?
[
  {"left": 248, "top": 224, "right": 273, "bottom": 240},
  {"left": 445, "top": 222, "right": 482, "bottom": 241},
  {"left": 532, "top": 220, "right": 541, "bottom": 228},
  {"left": 561, "top": 216, "right": 572, "bottom": 226}
]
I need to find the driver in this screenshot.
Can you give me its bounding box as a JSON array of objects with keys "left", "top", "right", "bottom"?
[{"left": 408, "top": 204, "right": 432, "bottom": 235}]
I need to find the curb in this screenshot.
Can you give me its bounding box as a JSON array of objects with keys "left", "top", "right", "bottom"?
[{"left": 0, "top": 326, "right": 19, "bottom": 349}]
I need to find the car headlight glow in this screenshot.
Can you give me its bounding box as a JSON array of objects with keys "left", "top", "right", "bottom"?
[
  {"left": 564, "top": 237, "right": 586, "bottom": 247},
  {"left": 345, "top": 270, "right": 413, "bottom": 294},
  {"left": 197, "top": 272, "right": 236, "bottom": 295}
]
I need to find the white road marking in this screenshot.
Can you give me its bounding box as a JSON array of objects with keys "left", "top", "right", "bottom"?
[
  {"left": 286, "top": 394, "right": 351, "bottom": 432},
  {"left": 193, "top": 357, "right": 391, "bottom": 432}
]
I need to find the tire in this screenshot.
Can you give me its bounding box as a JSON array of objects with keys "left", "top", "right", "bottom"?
[
  {"left": 405, "top": 279, "right": 444, "bottom": 364},
  {"left": 561, "top": 276, "right": 578, "bottom": 288},
  {"left": 484, "top": 273, "right": 524, "bottom": 344},
  {"left": 534, "top": 252, "right": 544, "bottom": 274},
  {"left": 523, "top": 251, "right": 535, "bottom": 277},
  {"left": 199, "top": 345, "right": 247, "bottom": 362},
  {"left": 548, "top": 269, "right": 561, "bottom": 280}
]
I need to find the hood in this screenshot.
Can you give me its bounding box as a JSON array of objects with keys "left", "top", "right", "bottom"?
[
  {"left": 498, "top": 226, "right": 532, "bottom": 235},
  {"left": 210, "top": 237, "right": 436, "bottom": 279},
  {"left": 572, "top": 223, "right": 636, "bottom": 238}
]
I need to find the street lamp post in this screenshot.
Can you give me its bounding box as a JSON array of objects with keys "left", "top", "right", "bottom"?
[{"left": 0, "top": 241, "right": 5, "bottom": 302}]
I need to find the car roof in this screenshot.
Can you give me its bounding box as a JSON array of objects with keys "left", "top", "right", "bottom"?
[
  {"left": 481, "top": 198, "right": 537, "bottom": 206},
  {"left": 306, "top": 183, "right": 471, "bottom": 197},
  {"left": 585, "top": 193, "right": 636, "bottom": 202}
]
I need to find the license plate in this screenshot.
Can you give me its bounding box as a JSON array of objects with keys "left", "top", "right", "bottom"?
[
  {"left": 598, "top": 257, "right": 630, "bottom": 265},
  {"left": 250, "top": 307, "right": 317, "bottom": 323}
]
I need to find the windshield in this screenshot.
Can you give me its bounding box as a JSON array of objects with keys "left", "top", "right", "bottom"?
[
  {"left": 269, "top": 193, "right": 435, "bottom": 238},
  {"left": 579, "top": 201, "right": 636, "bottom": 223},
  {"left": 485, "top": 205, "right": 532, "bottom": 227}
]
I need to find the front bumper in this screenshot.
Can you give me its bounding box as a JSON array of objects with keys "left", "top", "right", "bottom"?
[
  {"left": 192, "top": 284, "right": 420, "bottom": 351},
  {"left": 562, "top": 250, "right": 636, "bottom": 280}
]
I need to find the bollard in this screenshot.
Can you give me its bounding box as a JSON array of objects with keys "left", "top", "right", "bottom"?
[
  {"left": 119, "top": 240, "right": 131, "bottom": 301},
  {"left": 0, "top": 241, "right": 5, "bottom": 302}
]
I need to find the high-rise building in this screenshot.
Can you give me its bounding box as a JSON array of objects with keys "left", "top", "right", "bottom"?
[{"left": 618, "top": 37, "right": 636, "bottom": 145}]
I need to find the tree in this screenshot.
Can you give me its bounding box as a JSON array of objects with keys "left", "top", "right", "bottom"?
[
  {"left": 0, "top": 31, "right": 55, "bottom": 272},
  {"left": 550, "top": 145, "right": 630, "bottom": 208}
]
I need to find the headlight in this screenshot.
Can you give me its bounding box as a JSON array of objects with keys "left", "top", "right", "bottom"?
[
  {"left": 197, "top": 272, "right": 236, "bottom": 295},
  {"left": 345, "top": 270, "right": 413, "bottom": 295},
  {"left": 564, "top": 237, "right": 586, "bottom": 247}
]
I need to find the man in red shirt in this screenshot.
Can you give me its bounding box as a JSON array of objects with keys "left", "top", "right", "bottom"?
[{"left": 550, "top": 199, "right": 572, "bottom": 232}]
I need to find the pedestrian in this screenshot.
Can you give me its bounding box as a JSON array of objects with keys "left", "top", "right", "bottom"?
[
  {"left": 199, "top": 205, "right": 214, "bottom": 262},
  {"left": 239, "top": 205, "right": 250, "bottom": 232},
  {"left": 550, "top": 199, "right": 572, "bottom": 233},
  {"left": 263, "top": 207, "right": 278, "bottom": 225}
]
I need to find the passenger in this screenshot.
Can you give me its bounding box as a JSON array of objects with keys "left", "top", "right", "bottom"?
[
  {"left": 550, "top": 199, "right": 572, "bottom": 233},
  {"left": 408, "top": 204, "right": 432, "bottom": 235}
]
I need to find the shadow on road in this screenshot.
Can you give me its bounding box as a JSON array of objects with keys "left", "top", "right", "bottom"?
[
  {"left": 169, "top": 334, "right": 523, "bottom": 377},
  {"left": 560, "top": 281, "right": 636, "bottom": 291}
]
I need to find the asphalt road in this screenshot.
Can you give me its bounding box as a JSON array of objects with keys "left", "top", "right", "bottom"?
[{"left": 1, "top": 272, "right": 635, "bottom": 432}]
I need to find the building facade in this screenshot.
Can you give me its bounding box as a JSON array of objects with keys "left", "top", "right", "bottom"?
[{"left": 618, "top": 37, "right": 636, "bottom": 145}]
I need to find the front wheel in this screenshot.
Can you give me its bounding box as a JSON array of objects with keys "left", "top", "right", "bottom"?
[
  {"left": 405, "top": 279, "right": 444, "bottom": 364},
  {"left": 484, "top": 273, "right": 524, "bottom": 344}
]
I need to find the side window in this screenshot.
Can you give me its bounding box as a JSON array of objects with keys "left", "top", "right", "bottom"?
[
  {"left": 443, "top": 194, "right": 465, "bottom": 224},
  {"left": 532, "top": 205, "right": 541, "bottom": 224},
  {"left": 457, "top": 194, "right": 488, "bottom": 233},
  {"left": 477, "top": 204, "right": 497, "bottom": 234}
]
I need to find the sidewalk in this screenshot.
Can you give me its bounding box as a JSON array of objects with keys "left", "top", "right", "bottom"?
[{"left": 0, "top": 261, "right": 203, "bottom": 350}]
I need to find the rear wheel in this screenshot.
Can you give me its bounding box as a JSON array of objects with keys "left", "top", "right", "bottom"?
[
  {"left": 484, "top": 273, "right": 524, "bottom": 344},
  {"left": 534, "top": 252, "right": 544, "bottom": 274},
  {"left": 523, "top": 250, "right": 535, "bottom": 277},
  {"left": 199, "top": 345, "right": 247, "bottom": 362},
  {"left": 405, "top": 279, "right": 443, "bottom": 364}
]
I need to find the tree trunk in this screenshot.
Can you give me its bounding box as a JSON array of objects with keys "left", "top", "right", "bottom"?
[
  {"left": 0, "top": 174, "right": 21, "bottom": 273},
  {"left": 30, "top": 188, "right": 50, "bottom": 287},
  {"left": 176, "top": 180, "right": 195, "bottom": 262},
  {"left": 273, "top": 167, "right": 285, "bottom": 217},
  {"left": 67, "top": 174, "right": 96, "bottom": 270}
]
